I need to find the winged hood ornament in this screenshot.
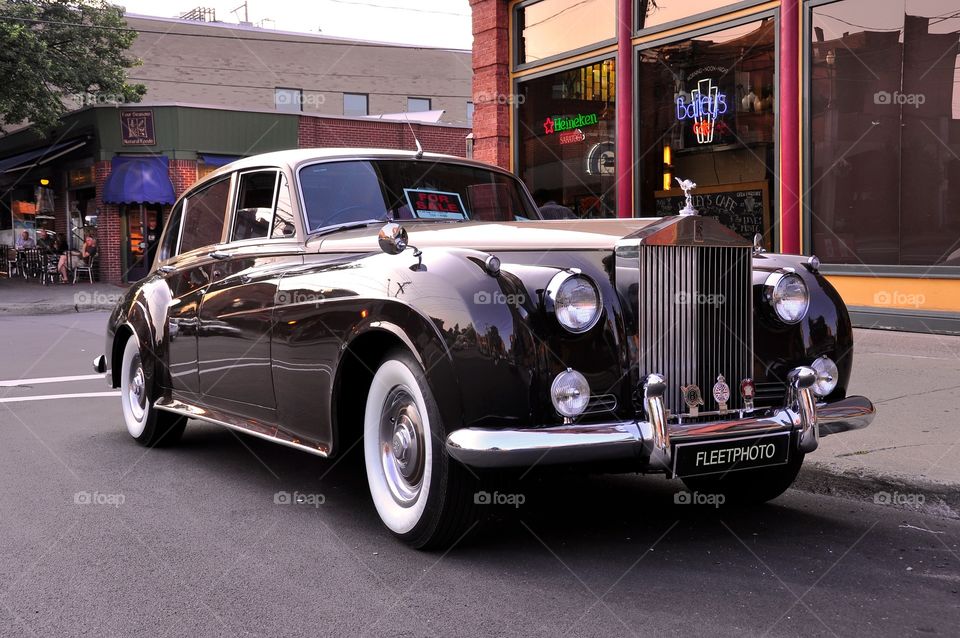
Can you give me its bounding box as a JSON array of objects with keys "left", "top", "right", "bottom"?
[{"left": 676, "top": 177, "right": 698, "bottom": 216}]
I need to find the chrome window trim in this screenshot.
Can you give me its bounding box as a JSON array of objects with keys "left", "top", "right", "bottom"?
[{"left": 229, "top": 167, "right": 282, "bottom": 245}]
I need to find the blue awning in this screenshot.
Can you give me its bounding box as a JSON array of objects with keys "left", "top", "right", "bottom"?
[
  {"left": 0, "top": 138, "right": 88, "bottom": 173},
  {"left": 199, "top": 153, "right": 240, "bottom": 167},
  {"left": 102, "top": 156, "right": 176, "bottom": 205}
]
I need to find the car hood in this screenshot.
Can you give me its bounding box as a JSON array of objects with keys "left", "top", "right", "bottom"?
[{"left": 314, "top": 218, "right": 659, "bottom": 252}]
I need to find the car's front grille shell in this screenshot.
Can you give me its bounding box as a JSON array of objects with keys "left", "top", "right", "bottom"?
[{"left": 637, "top": 244, "right": 753, "bottom": 416}]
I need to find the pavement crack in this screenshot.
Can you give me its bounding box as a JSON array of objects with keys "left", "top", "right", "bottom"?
[
  {"left": 835, "top": 443, "right": 933, "bottom": 457},
  {"left": 875, "top": 383, "right": 960, "bottom": 406}
]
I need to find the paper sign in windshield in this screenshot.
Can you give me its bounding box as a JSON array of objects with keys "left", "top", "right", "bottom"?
[{"left": 404, "top": 189, "right": 467, "bottom": 220}]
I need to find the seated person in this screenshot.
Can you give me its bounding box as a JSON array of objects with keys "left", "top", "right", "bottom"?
[
  {"left": 15, "top": 230, "right": 35, "bottom": 250},
  {"left": 81, "top": 235, "right": 98, "bottom": 264},
  {"left": 55, "top": 234, "right": 69, "bottom": 283},
  {"left": 37, "top": 230, "right": 56, "bottom": 253}
]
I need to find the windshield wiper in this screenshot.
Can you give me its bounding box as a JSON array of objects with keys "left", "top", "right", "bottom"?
[{"left": 313, "top": 218, "right": 389, "bottom": 237}]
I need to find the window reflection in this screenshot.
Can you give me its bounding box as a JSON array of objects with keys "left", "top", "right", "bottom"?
[
  {"left": 517, "top": 0, "right": 615, "bottom": 64},
  {"left": 810, "top": 0, "right": 960, "bottom": 266},
  {"left": 638, "top": 0, "right": 743, "bottom": 30}
]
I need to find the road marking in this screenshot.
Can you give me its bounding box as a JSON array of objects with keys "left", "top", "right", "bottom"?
[
  {"left": 0, "top": 391, "right": 120, "bottom": 404},
  {"left": 0, "top": 373, "right": 104, "bottom": 387}
]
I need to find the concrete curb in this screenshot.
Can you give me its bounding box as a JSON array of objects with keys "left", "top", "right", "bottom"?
[
  {"left": 795, "top": 462, "right": 960, "bottom": 520},
  {"left": 0, "top": 303, "right": 115, "bottom": 315}
]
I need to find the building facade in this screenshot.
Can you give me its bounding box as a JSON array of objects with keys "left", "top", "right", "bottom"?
[{"left": 471, "top": 0, "right": 960, "bottom": 334}]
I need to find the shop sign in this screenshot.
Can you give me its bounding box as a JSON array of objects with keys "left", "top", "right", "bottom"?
[
  {"left": 543, "top": 113, "right": 599, "bottom": 135},
  {"left": 120, "top": 109, "right": 156, "bottom": 146},
  {"left": 558, "top": 128, "right": 586, "bottom": 145},
  {"left": 675, "top": 78, "right": 728, "bottom": 144}
]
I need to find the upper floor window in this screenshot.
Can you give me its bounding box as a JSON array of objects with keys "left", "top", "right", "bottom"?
[
  {"left": 466, "top": 101, "right": 475, "bottom": 126},
  {"left": 407, "top": 97, "right": 431, "bottom": 112},
  {"left": 180, "top": 178, "right": 230, "bottom": 254},
  {"left": 344, "top": 93, "right": 369, "bottom": 116},
  {"left": 516, "top": 0, "right": 615, "bottom": 66},
  {"left": 275, "top": 87, "right": 302, "bottom": 113},
  {"left": 638, "top": 1, "right": 746, "bottom": 31}
]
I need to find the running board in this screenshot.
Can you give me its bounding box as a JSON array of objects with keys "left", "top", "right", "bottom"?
[{"left": 154, "top": 397, "right": 330, "bottom": 457}]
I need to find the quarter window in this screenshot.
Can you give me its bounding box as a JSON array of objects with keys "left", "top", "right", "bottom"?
[
  {"left": 180, "top": 178, "right": 230, "bottom": 254},
  {"left": 233, "top": 171, "right": 279, "bottom": 241},
  {"left": 271, "top": 173, "right": 296, "bottom": 238},
  {"left": 158, "top": 200, "right": 184, "bottom": 261}
]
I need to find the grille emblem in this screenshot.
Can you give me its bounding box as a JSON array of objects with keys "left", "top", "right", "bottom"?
[
  {"left": 681, "top": 384, "right": 704, "bottom": 416},
  {"left": 713, "top": 375, "right": 731, "bottom": 412},
  {"left": 741, "top": 378, "right": 756, "bottom": 412}
]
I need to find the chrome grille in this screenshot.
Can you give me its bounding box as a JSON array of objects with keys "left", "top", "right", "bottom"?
[{"left": 638, "top": 244, "right": 753, "bottom": 415}]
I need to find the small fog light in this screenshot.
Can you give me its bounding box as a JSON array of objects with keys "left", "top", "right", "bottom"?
[
  {"left": 811, "top": 356, "right": 838, "bottom": 397},
  {"left": 550, "top": 368, "right": 590, "bottom": 418}
]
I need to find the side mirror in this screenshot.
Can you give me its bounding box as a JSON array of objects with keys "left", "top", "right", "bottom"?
[{"left": 378, "top": 222, "right": 409, "bottom": 255}]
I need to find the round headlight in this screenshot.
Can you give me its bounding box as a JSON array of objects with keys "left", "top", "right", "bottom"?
[
  {"left": 811, "top": 355, "right": 838, "bottom": 397},
  {"left": 550, "top": 368, "right": 591, "bottom": 418},
  {"left": 765, "top": 271, "right": 810, "bottom": 324},
  {"left": 546, "top": 272, "right": 601, "bottom": 333}
]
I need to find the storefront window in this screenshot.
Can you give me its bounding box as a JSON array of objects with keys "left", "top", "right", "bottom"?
[
  {"left": 516, "top": 0, "right": 615, "bottom": 65},
  {"left": 638, "top": 0, "right": 746, "bottom": 31},
  {"left": 636, "top": 18, "right": 776, "bottom": 243},
  {"left": 810, "top": 0, "right": 960, "bottom": 267},
  {"left": 517, "top": 58, "right": 617, "bottom": 218}
]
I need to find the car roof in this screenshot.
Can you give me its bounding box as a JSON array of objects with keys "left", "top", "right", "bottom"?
[{"left": 196, "top": 148, "right": 509, "bottom": 187}]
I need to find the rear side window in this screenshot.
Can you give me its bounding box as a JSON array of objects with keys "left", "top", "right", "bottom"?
[
  {"left": 158, "top": 200, "right": 183, "bottom": 261},
  {"left": 180, "top": 178, "right": 230, "bottom": 254},
  {"left": 233, "top": 171, "right": 279, "bottom": 241}
]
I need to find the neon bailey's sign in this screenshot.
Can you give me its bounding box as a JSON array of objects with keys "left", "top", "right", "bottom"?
[
  {"left": 675, "top": 78, "right": 728, "bottom": 144},
  {"left": 543, "top": 113, "right": 599, "bottom": 136}
]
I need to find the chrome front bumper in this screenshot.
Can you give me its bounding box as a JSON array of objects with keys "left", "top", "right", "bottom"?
[{"left": 445, "top": 366, "right": 875, "bottom": 471}]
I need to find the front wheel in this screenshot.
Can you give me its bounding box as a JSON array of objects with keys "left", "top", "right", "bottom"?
[
  {"left": 119, "top": 336, "right": 186, "bottom": 447},
  {"left": 363, "top": 349, "right": 477, "bottom": 549},
  {"left": 681, "top": 451, "right": 805, "bottom": 506}
]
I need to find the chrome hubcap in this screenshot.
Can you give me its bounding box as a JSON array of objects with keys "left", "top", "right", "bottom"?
[
  {"left": 128, "top": 354, "right": 146, "bottom": 420},
  {"left": 379, "top": 387, "right": 425, "bottom": 506}
]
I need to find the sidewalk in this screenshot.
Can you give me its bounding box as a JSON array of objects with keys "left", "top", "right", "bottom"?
[{"left": 0, "top": 277, "right": 127, "bottom": 314}]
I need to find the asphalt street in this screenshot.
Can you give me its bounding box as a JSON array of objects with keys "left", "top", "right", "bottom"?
[{"left": 0, "top": 312, "right": 958, "bottom": 637}]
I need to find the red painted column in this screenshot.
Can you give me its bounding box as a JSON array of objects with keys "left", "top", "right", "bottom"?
[
  {"left": 616, "top": 0, "right": 633, "bottom": 218},
  {"left": 779, "top": 0, "right": 801, "bottom": 253}
]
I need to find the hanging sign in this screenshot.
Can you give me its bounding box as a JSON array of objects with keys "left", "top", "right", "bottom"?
[{"left": 120, "top": 109, "right": 156, "bottom": 146}]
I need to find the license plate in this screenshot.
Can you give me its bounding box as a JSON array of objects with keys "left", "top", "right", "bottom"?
[{"left": 672, "top": 432, "right": 791, "bottom": 479}]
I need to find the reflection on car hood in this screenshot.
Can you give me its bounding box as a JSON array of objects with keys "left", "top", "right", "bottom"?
[{"left": 315, "top": 219, "right": 659, "bottom": 252}]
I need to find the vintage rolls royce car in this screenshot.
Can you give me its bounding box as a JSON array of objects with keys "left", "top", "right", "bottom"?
[{"left": 95, "top": 148, "right": 875, "bottom": 548}]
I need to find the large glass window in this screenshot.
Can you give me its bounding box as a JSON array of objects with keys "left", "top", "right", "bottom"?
[
  {"left": 516, "top": 58, "right": 617, "bottom": 218},
  {"left": 517, "top": 0, "right": 615, "bottom": 65},
  {"left": 638, "top": 1, "right": 746, "bottom": 31},
  {"left": 180, "top": 178, "right": 230, "bottom": 254},
  {"left": 636, "top": 19, "right": 776, "bottom": 243},
  {"left": 809, "top": 0, "right": 960, "bottom": 267}
]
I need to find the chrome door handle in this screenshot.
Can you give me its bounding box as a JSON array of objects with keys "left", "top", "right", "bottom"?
[{"left": 207, "top": 250, "right": 232, "bottom": 260}]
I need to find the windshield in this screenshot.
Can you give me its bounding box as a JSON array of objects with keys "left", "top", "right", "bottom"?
[{"left": 298, "top": 159, "right": 541, "bottom": 232}]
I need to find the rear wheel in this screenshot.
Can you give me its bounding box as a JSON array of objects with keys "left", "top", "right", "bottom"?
[
  {"left": 119, "top": 336, "right": 186, "bottom": 447},
  {"left": 681, "top": 452, "right": 805, "bottom": 506},
  {"left": 363, "top": 349, "right": 477, "bottom": 549}
]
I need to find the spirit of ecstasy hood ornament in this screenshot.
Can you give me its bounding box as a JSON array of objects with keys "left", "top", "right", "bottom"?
[{"left": 676, "top": 177, "right": 698, "bottom": 216}]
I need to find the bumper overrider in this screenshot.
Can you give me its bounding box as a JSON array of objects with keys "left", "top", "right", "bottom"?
[{"left": 445, "top": 366, "right": 875, "bottom": 474}]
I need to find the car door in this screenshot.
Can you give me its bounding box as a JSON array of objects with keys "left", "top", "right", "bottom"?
[
  {"left": 197, "top": 169, "right": 303, "bottom": 420},
  {"left": 153, "top": 177, "right": 231, "bottom": 397}
]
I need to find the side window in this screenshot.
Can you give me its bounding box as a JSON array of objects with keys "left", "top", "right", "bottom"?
[
  {"left": 158, "top": 200, "right": 184, "bottom": 261},
  {"left": 271, "top": 173, "right": 297, "bottom": 238},
  {"left": 233, "top": 171, "right": 278, "bottom": 241},
  {"left": 180, "top": 178, "right": 230, "bottom": 254}
]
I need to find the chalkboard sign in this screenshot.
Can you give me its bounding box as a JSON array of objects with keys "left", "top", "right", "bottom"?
[{"left": 654, "top": 181, "right": 770, "bottom": 247}]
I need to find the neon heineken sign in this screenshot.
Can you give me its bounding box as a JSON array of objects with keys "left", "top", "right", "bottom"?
[
  {"left": 675, "top": 78, "right": 728, "bottom": 144},
  {"left": 543, "top": 113, "right": 599, "bottom": 135}
]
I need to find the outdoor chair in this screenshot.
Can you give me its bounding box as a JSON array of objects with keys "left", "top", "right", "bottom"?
[
  {"left": 73, "top": 254, "right": 96, "bottom": 284},
  {"left": 4, "top": 247, "right": 17, "bottom": 278}
]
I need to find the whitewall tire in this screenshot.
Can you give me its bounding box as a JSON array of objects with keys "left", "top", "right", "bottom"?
[{"left": 119, "top": 335, "right": 186, "bottom": 447}]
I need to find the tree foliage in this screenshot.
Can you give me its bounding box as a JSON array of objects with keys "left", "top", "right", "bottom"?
[{"left": 0, "top": 0, "right": 146, "bottom": 133}]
